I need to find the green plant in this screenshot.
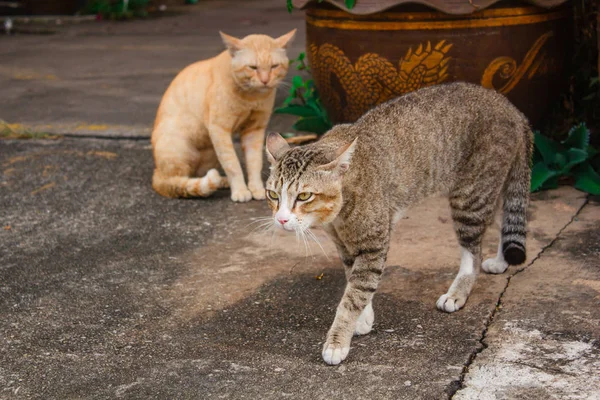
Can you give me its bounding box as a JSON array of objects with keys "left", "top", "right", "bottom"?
[
  {"left": 84, "top": 0, "right": 149, "bottom": 19},
  {"left": 544, "top": 1, "right": 598, "bottom": 142},
  {"left": 531, "top": 124, "right": 600, "bottom": 194},
  {"left": 275, "top": 52, "right": 333, "bottom": 135},
  {"left": 287, "top": 0, "right": 355, "bottom": 13},
  {"left": 0, "top": 121, "right": 60, "bottom": 140}
]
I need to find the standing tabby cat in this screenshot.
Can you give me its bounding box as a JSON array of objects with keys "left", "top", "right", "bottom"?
[
  {"left": 265, "top": 82, "right": 532, "bottom": 365},
  {"left": 152, "top": 30, "right": 295, "bottom": 201}
]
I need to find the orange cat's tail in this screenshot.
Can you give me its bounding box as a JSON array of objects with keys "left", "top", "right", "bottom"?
[{"left": 152, "top": 169, "right": 228, "bottom": 198}]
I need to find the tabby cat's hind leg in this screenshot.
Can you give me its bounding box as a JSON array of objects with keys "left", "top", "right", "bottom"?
[
  {"left": 439, "top": 171, "right": 505, "bottom": 313},
  {"left": 437, "top": 246, "right": 481, "bottom": 312}
]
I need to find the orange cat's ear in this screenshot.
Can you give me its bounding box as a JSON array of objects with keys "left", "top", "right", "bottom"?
[
  {"left": 266, "top": 132, "right": 290, "bottom": 164},
  {"left": 274, "top": 29, "right": 297, "bottom": 49},
  {"left": 317, "top": 138, "right": 358, "bottom": 175},
  {"left": 220, "top": 31, "right": 243, "bottom": 55}
]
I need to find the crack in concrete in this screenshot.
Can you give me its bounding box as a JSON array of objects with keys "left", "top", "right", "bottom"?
[{"left": 447, "top": 195, "right": 591, "bottom": 399}]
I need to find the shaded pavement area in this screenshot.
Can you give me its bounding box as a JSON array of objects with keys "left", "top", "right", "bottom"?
[{"left": 1, "top": 1, "right": 600, "bottom": 399}]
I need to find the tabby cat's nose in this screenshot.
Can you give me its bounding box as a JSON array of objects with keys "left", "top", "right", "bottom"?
[{"left": 277, "top": 217, "right": 289, "bottom": 225}]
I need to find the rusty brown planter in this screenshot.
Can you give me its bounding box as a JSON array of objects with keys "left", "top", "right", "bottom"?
[{"left": 294, "top": 0, "right": 571, "bottom": 127}]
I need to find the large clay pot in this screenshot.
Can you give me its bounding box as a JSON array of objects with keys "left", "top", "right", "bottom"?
[{"left": 294, "top": 0, "right": 571, "bottom": 127}]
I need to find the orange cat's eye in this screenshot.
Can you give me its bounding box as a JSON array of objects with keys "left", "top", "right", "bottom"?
[
  {"left": 271, "top": 64, "right": 279, "bottom": 69},
  {"left": 297, "top": 192, "right": 312, "bottom": 201},
  {"left": 267, "top": 190, "right": 279, "bottom": 200},
  {"left": 249, "top": 65, "right": 258, "bottom": 70}
]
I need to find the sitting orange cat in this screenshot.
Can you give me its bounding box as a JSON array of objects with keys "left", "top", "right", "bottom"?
[{"left": 151, "top": 30, "right": 296, "bottom": 201}]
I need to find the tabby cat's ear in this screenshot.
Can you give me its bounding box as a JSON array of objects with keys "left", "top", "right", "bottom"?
[
  {"left": 266, "top": 132, "right": 290, "bottom": 164},
  {"left": 220, "top": 31, "right": 243, "bottom": 55},
  {"left": 317, "top": 138, "right": 358, "bottom": 175},
  {"left": 274, "top": 29, "right": 297, "bottom": 49}
]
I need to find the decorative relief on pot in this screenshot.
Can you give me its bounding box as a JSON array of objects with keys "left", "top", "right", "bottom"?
[
  {"left": 309, "top": 40, "right": 452, "bottom": 122},
  {"left": 481, "top": 31, "right": 554, "bottom": 94}
]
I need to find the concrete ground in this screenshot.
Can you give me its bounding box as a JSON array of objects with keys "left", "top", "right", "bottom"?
[{"left": 1, "top": 1, "right": 600, "bottom": 399}]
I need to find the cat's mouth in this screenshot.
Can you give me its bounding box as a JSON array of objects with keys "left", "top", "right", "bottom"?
[{"left": 275, "top": 220, "right": 296, "bottom": 232}]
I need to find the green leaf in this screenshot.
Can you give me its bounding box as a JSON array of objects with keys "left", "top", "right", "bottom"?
[
  {"left": 563, "top": 148, "right": 588, "bottom": 171},
  {"left": 582, "top": 93, "right": 596, "bottom": 101},
  {"left": 291, "top": 75, "right": 304, "bottom": 91},
  {"left": 553, "top": 152, "right": 567, "bottom": 171},
  {"left": 345, "top": 0, "right": 356, "bottom": 9},
  {"left": 573, "top": 163, "right": 600, "bottom": 195},
  {"left": 286, "top": 0, "right": 293, "bottom": 13},
  {"left": 293, "top": 117, "right": 331, "bottom": 135},
  {"left": 275, "top": 105, "right": 319, "bottom": 117},
  {"left": 530, "top": 162, "right": 559, "bottom": 192},
  {"left": 532, "top": 148, "right": 543, "bottom": 166},
  {"left": 534, "top": 131, "right": 564, "bottom": 165},
  {"left": 562, "top": 123, "right": 589, "bottom": 150}
]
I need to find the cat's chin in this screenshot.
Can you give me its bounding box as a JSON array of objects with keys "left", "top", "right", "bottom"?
[{"left": 274, "top": 222, "right": 296, "bottom": 232}]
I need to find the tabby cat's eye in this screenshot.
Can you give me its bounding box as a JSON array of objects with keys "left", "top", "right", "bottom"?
[
  {"left": 267, "top": 190, "right": 279, "bottom": 200},
  {"left": 271, "top": 64, "right": 279, "bottom": 69},
  {"left": 297, "top": 192, "right": 312, "bottom": 201},
  {"left": 249, "top": 65, "right": 258, "bottom": 70}
]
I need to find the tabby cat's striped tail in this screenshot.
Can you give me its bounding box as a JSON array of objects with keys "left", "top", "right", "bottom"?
[
  {"left": 152, "top": 169, "right": 227, "bottom": 198},
  {"left": 501, "top": 127, "right": 533, "bottom": 265}
]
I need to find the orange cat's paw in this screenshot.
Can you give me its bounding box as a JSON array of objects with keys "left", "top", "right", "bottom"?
[
  {"left": 248, "top": 182, "right": 265, "bottom": 200},
  {"left": 231, "top": 187, "right": 253, "bottom": 202}
]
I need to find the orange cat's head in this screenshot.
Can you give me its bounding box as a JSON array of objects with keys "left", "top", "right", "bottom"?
[{"left": 219, "top": 30, "right": 296, "bottom": 91}]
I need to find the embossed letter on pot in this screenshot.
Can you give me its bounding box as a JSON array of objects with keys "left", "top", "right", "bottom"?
[{"left": 292, "top": 0, "right": 572, "bottom": 128}]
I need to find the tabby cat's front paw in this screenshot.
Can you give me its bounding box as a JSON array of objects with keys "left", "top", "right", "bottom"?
[
  {"left": 248, "top": 181, "right": 265, "bottom": 200},
  {"left": 231, "top": 187, "right": 253, "bottom": 202},
  {"left": 322, "top": 342, "right": 350, "bottom": 366},
  {"left": 436, "top": 292, "right": 467, "bottom": 313}
]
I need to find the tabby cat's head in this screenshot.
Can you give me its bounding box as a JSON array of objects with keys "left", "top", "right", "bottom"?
[
  {"left": 220, "top": 30, "right": 296, "bottom": 91},
  {"left": 265, "top": 132, "right": 357, "bottom": 232}
]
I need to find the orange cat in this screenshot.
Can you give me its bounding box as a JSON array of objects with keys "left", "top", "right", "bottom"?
[{"left": 151, "top": 30, "right": 296, "bottom": 201}]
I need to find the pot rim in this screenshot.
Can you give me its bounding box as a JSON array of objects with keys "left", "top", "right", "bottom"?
[{"left": 292, "top": 0, "right": 570, "bottom": 16}]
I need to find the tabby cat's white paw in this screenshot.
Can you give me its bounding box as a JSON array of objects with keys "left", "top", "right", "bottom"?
[
  {"left": 322, "top": 343, "right": 350, "bottom": 365},
  {"left": 436, "top": 293, "right": 466, "bottom": 313},
  {"left": 354, "top": 303, "right": 374, "bottom": 335},
  {"left": 231, "top": 187, "right": 253, "bottom": 202},
  {"left": 482, "top": 257, "right": 509, "bottom": 274}
]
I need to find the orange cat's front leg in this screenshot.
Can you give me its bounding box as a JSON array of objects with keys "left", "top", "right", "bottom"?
[
  {"left": 208, "top": 123, "right": 252, "bottom": 202},
  {"left": 241, "top": 126, "right": 267, "bottom": 200}
]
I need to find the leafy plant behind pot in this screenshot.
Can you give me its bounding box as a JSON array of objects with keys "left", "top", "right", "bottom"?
[
  {"left": 84, "top": 0, "right": 149, "bottom": 19},
  {"left": 531, "top": 124, "right": 600, "bottom": 194},
  {"left": 287, "top": 0, "right": 356, "bottom": 13},
  {"left": 275, "top": 52, "right": 333, "bottom": 136}
]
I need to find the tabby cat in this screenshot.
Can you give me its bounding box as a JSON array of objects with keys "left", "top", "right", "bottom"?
[
  {"left": 265, "top": 82, "right": 532, "bottom": 365},
  {"left": 152, "top": 30, "right": 295, "bottom": 201}
]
